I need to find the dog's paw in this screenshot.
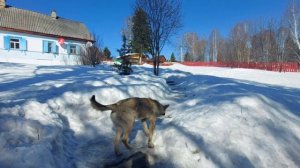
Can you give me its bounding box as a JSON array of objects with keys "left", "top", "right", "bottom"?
[
  {"left": 148, "top": 142, "right": 154, "bottom": 148},
  {"left": 126, "top": 145, "right": 132, "bottom": 150},
  {"left": 122, "top": 139, "right": 132, "bottom": 149}
]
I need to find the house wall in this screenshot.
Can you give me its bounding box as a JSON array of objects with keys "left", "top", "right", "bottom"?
[{"left": 0, "top": 30, "right": 86, "bottom": 65}]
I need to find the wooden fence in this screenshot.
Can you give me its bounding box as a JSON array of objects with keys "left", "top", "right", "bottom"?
[{"left": 181, "top": 62, "right": 299, "bottom": 72}]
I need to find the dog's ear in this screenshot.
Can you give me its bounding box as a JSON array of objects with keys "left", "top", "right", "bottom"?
[
  {"left": 90, "top": 95, "right": 95, "bottom": 102},
  {"left": 164, "top": 104, "right": 169, "bottom": 110}
]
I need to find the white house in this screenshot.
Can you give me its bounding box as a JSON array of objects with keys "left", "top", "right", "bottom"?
[{"left": 0, "top": 0, "right": 94, "bottom": 65}]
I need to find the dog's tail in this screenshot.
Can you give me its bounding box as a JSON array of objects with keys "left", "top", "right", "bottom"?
[{"left": 90, "top": 95, "right": 112, "bottom": 111}]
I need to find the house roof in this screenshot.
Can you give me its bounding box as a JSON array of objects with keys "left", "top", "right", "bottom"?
[{"left": 0, "top": 6, "right": 93, "bottom": 41}]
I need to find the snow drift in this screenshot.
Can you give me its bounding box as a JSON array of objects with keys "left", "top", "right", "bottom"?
[{"left": 0, "top": 62, "right": 299, "bottom": 168}]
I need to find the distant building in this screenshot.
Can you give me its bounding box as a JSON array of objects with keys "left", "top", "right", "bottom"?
[
  {"left": 0, "top": 0, "right": 93, "bottom": 65},
  {"left": 121, "top": 53, "right": 149, "bottom": 65},
  {"left": 159, "top": 55, "right": 167, "bottom": 63},
  {"left": 145, "top": 55, "right": 167, "bottom": 65}
]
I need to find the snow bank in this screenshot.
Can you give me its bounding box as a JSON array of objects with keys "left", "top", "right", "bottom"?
[
  {"left": 0, "top": 62, "right": 171, "bottom": 168},
  {"left": 154, "top": 64, "right": 300, "bottom": 168},
  {"left": 168, "top": 63, "right": 300, "bottom": 89},
  {"left": 1, "top": 62, "right": 300, "bottom": 168}
]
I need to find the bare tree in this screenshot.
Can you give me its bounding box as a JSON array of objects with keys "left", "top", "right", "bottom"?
[
  {"left": 229, "top": 23, "right": 244, "bottom": 62},
  {"left": 286, "top": 0, "right": 300, "bottom": 63},
  {"left": 122, "top": 16, "right": 134, "bottom": 42},
  {"left": 180, "top": 32, "right": 207, "bottom": 61},
  {"left": 265, "top": 20, "right": 279, "bottom": 62},
  {"left": 275, "top": 26, "right": 288, "bottom": 62},
  {"left": 208, "top": 29, "right": 221, "bottom": 62},
  {"left": 229, "top": 22, "right": 252, "bottom": 62},
  {"left": 216, "top": 37, "right": 229, "bottom": 62},
  {"left": 182, "top": 32, "right": 197, "bottom": 61},
  {"left": 251, "top": 21, "right": 265, "bottom": 62},
  {"left": 79, "top": 34, "right": 103, "bottom": 67},
  {"left": 136, "top": 0, "right": 182, "bottom": 75},
  {"left": 197, "top": 38, "right": 208, "bottom": 61},
  {"left": 285, "top": 32, "right": 299, "bottom": 61},
  {"left": 251, "top": 20, "right": 279, "bottom": 62}
]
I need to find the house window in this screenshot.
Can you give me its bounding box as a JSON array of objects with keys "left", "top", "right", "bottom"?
[
  {"left": 4, "top": 36, "right": 27, "bottom": 51},
  {"left": 70, "top": 45, "right": 77, "bottom": 54},
  {"left": 10, "top": 38, "right": 20, "bottom": 49},
  {"left": 47, "top": 42, "right": 52, "bottom": 53},
  {"left": 67, "top": 44, "right": 80, "bottom": 55},
  {"left": 43, "top": 40, "right": 58, "bottom": 53}
]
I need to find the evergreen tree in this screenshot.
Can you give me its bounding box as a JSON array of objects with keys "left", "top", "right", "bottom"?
[
  {"left": 117, "top": 35, "right": 131, "bottom": 56},
  {"left": 132, "top": 8, "right": 151, "bottom": 54},
  {"left": 170, "top": 52, "right": 176, "bottom": 62},
  {"left": 103, "top": 47, "right": 111, "bottom": 60}
]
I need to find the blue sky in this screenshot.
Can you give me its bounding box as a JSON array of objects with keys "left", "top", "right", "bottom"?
[{"left": 8, "top": 0, "right": 289, "bottom": 59}]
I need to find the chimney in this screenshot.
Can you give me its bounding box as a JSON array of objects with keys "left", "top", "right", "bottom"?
[
  {"left": 51, "top": 10, "right": 57, "bottom": 19},
  {"left": 0, "top": 0, "right": 6, "bottom": 8}
]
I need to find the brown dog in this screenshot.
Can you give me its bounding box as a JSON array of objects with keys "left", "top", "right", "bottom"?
[{"left": 90, "top": 95, "right": 169, "bottom": 156}]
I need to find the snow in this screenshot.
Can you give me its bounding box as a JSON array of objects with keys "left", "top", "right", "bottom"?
[{"left": 0, "top": 62, "right": 300, "bottom": 168}]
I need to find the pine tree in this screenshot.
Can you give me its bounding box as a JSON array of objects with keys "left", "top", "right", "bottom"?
[
  {"left": 103, "top": 47, "right": 111, "bottom": 60},
  {"left": 170, "top": 52, "right": 176, "bottom": 62},
  {"left": 117, "top": 35, "right": 131, "bottom": 56},
  {"left": 132, "top": 8, "right": 151, "bottom": 54}
]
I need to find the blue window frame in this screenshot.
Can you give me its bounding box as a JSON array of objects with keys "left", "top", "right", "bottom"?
[
  {"left": 67, "top": 43, "right": 80, "bottom": 55},
  {"left": 43, "top": 40, "right": 58, "bottom": 53},
  {"left": 4, "top": 36, "right": 27, "bottom": 51}
]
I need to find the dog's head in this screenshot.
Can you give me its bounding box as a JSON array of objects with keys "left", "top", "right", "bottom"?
[{"left": 158, "top": 104, "right": 169, "bottom": 116}]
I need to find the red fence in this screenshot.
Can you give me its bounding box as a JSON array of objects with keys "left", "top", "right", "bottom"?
[{"left": 181, "top": 62, "right": 299, "bottom": 72}]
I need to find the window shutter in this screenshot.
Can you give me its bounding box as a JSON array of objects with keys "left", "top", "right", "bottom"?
[
  {"left": 4, "top": 36, "right": 10, "bottom": 50},
  {"left": 51, "top": 42, "right": 56, "bottom": 53},
  {"left": 76, "top": 45, "right": 81, "bottom": 55},
  {"left": 20, "top": 38, "right": 27, "bottom": 51},
  {"left": 43, "top": 40, "right": 49, "bottom": 53},
  {"left": 67, "top": 44, "right": 70, "bottom": 54}
]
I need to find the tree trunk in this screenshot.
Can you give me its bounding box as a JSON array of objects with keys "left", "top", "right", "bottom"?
[
  {"left": 153, "top": 55, "right": 157, "bottom": 75},
  {"left": 156, "top": 54, "right": 160, "bottom": 75}
]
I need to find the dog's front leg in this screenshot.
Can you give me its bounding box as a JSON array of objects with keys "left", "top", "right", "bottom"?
[{"left": 148, "top": 117, "right": 156, "bottom": 148}]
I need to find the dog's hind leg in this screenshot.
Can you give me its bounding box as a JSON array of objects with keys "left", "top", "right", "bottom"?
[
  {"left": 148, "top": 117, "right": 156, "bottom": 148},
  {"left": 122, "top": 120, "right": 134, "bottom": 150},
  {"left": 142, "top": 119, "right": 149, "bottom": 137},
  {"left": 114, "top": 127, "right": 123, "bottom": 156}
]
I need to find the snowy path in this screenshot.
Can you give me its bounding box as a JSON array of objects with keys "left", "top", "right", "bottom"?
[{"left": 0, "top": 62, "right": 300, "bottom": 168}]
